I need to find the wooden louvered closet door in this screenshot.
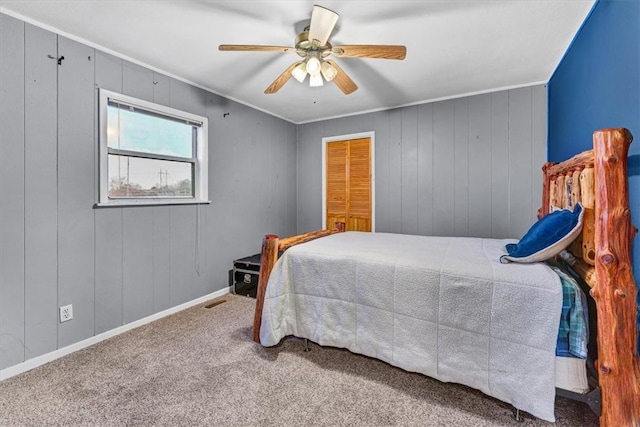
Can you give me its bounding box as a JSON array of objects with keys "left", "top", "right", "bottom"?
[{"left": 326, "top": 138, "right": 371, "bottom": 232}]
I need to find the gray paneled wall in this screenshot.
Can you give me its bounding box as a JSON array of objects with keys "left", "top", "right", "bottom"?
[
  {"left": 0, "top": 11, "right": 545, "bottom": 373},
  {"left": 296, "top": 86, "right": 547, "bottom": 238},
  {"left": 1, "top": 12, "right": 26, "bottom": 371},
  {"left": 0, "top": 13, "right": 297, "bottom": 371},
  {"left": 24, "top": 24, "right": 57, "bottom": 360}
]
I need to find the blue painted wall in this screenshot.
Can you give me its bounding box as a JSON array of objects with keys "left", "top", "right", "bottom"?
[
  {"left": 548, "top": 0, "right": 640, "bottom": 350},
  {"left": 549, "top": 0, "right": 639, "bottom": 158}
]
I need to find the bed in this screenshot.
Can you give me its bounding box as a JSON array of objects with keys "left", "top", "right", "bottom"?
[{"left": 252, "top": 128, "right": 640, "bottom": 426}]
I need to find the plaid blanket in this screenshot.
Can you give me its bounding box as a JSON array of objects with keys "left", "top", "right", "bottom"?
[{"left": 548, "top": 263, "right": 589, "bottom": 359}]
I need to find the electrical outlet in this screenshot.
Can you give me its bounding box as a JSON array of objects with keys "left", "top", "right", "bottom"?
[{"left": 59, "top": 304, "right": 73, "bottom": 323}]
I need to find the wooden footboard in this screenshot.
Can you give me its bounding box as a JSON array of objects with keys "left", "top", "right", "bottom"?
[
  {"left": 252, "top": 222, "right": 345, "bottom": 342},
  {"left": 541, "top": 128, "right": 639, "bottom": 427}
]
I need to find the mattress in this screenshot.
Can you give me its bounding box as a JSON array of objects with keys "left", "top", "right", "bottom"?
[{"left": 556, "top": 356, "right": 589, "bottom": 394}]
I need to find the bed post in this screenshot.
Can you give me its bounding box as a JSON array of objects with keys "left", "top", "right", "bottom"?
[
  {"left": 539, "top": 162, "right": 554, "bottom": 219},
  {"left": 591, "top": 128, "right": 640, "bottom": 427},
  {"left": 252, "top": 223, "right": 346, "bottom": 343},
  {"left": 252, "top": 234, "right": 280, "bottom": 343}
]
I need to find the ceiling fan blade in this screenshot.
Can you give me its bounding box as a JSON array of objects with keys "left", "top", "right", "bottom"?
[
  {"left": 308, "top": 5, "right": 339, "bottom": 47},
  {"left": 264, "top": 62, "right": 301, "bottom": 94},
  {"left": 219, "top": 45, "right": 295, "bottom": 53},
  {"left": 325, "top": 60, "right": 358, "bottom": 95},
  {"left": 332, "top": 45, "right": 406, "bottom": 60}
]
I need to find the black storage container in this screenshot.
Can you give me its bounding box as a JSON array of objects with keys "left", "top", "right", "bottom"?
[{"left": 232, "top": 253, "right": 261, "bottom": 298}]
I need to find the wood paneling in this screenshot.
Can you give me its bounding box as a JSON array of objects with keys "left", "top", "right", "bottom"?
[
  {"left": 0, "top": 13, "right": 26, "bottom": 370},
  {"left": 123, "top": 61, "right": 154, "bottom": 102},
  {"left": 272, "top": 118, "right": 298, "bottom": 235},
  {"left": 57, "top": 36, "right": 96, "bottom": 348},
  {"left": 152, "top": 207, "right": 171, "bottom": 312},
  {"left": 372, "top": 111, "right": 390, "bottom": 233},
  {"left": 508, "top": 87, "right": 535, "bottom": 237},
  {"left": 468, "top": 94, "right": 493, "bottom": 238},
  {"left": 24, "top": 24, "right": 58, "bottom": 359},
  {"left": 454, "top": 98, "right": 470, "bottom": 236},
  {"left": 123, "top": 208, "right": 154, "bottom": 323},
  {"left": 297, "top": 122, "right": 325, "bottom": 233},
  {"left": 432, "top": 100, "right": 456, "bottom": 236},
  {"left": 152, "top": 72, "right": 170, "bottom": 105},
  {"left": 94, "top": 209, "right": 123, "bottom": 334},
  {"left": 298, "top": 86, "right": 547, "bottom": 240},
  {"left": 401, "top": 107, "right": 418, "bottom": 235},
  {"left": 532, "top": 85, "right": 548, "bottom": 218},
  {"left": 0, "top": 15, "right": 298, "bottom": 373},
  {"left": 169, "top": 205, "right": 195, "bottom": 306},
  {"left": 388, "top": 110, "right": 402, "bottom": 234},
  {"left": 417, "top": 104, "right": 434, "bottom": 236},
  {"left": 490, "top": 91, "right": 511, "bottom": 238}
]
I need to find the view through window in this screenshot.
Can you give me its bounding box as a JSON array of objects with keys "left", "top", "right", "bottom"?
[{"left": 98, "top": 89, "right": 208, "bottom": 206}]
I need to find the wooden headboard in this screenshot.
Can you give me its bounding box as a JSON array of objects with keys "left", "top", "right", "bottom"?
[
  {"left": 539, "top": 128, "right": 639, "bottom": 426},
  {"left": 539, "top": 146, "right": 596, "bottom": 283},
  {"left": 252, "top": 128, "right": 640, "bottom": 426}
]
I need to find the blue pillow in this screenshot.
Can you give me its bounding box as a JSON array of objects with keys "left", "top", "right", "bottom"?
[{"left": 500, "top": 203, "right": 584, "bottom": 264}]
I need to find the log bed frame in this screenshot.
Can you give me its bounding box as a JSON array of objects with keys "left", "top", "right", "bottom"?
[{"left": 252, "top": 128, "right": 640, "bottom": 427}]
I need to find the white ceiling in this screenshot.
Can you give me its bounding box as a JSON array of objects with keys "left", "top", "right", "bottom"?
[{"left": 1, "top": 1, "right": 595, "bottom": 124}]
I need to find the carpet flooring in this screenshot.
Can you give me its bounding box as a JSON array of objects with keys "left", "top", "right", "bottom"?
[{"left": 0, "top": 294, "right": 598, "bottom": 426}]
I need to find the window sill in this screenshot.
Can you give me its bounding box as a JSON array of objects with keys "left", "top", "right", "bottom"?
[{"left": 94, "top": 199, "right": 211, "bottom": 208}]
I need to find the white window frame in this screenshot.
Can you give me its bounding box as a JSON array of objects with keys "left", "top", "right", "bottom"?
[{"left": 97, "top": 88, "right": 209, "bottom": 207}]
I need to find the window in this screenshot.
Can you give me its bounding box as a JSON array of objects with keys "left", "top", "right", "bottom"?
[{"left": 98, "top": 88, "right": 209, "bottom": 206}]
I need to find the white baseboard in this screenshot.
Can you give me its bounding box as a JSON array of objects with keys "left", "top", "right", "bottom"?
[{"left": 0, "top": 288, "right": 230, "bottom": 382}]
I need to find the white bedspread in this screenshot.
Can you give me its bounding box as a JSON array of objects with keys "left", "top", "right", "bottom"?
[{"left": 260, "top": 232, "right": 563, "bottom": 421}]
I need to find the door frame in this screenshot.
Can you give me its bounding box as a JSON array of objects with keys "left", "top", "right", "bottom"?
[{"left": 321, "top": 131, "right": 376, "bottom": 232}]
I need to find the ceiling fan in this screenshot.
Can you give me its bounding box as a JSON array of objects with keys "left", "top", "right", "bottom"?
[{"left": 218, "top": 5, "right": 406, "bottom": 95}]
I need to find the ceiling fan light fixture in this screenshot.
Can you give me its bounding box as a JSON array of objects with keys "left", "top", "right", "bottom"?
[
  {"left": 309, "top": 73, "right": 323, "bottom": 87},
  {"left": 320, "top": 60, "right": 337, "bottom": 82},
  {"left": 221, "top": 5, "right": 405, "bottom": 95},
  {"left": 306, "top": 56, "right": 321, "bottom": 76},
  {"left": 291, "top": 62, "right": 307, "bottom": 82}
]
